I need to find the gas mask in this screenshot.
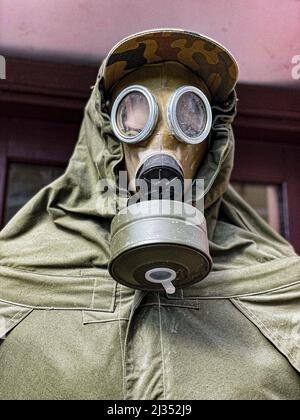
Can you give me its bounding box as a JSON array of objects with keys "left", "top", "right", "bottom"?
[
  {"left": 108, "top": 63, "right": 212, "bottom": 294},
  {"left": 103, "top": 28, "right": 239, "bottom": 294}
]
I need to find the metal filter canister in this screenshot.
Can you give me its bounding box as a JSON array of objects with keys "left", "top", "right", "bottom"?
[{"left": 109, "top": 200, "right": 212, "bottom": 294}]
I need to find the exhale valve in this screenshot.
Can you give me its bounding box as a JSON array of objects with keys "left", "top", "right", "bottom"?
[{"left": 145, "top": 268, "right": 177, "bottom": 294}]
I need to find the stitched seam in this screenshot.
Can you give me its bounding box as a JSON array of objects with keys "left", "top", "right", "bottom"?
[
  {"left": 139, "top": 302, "right": 199, "bottom": 309},
  {"left": 158, "top": 293, "right": 167, "bottom": 400},
  {"left": 93, "top": 280, "right": 117, "bottom": 312},
  {"left": 0, "top": 299, "right": 117, "bottom": 312},
  {"left": 124, "top": 324, "right": 134, "bottom": 400},
  {"left": 181, "top": 279, "right": 300, "bottom": 300},
  {"left": 118, "top": 285, "right": 126, "bottom": 400},
  {"left": 83, "top": 318, "right": 129, "bottom": 325},
  {"left": 0, "top": 299, "right": 35, "bottom": 310},
  {"left": 235, "top": 299, "right": 296, "bottom": 351},
  {"left": 91, "top": 279, "right": 97, "bottom": 309},
  {"left": 0, "top": 255, "right": 298, "bottom": 280},
  {"left": 1, "top": 264, "right": 299, "bottom": 303},
  {"left": 6, "top": 310, "right": 29, "bottom": 328},
  {"left": 1, "top": 308, "right": 33, "bottom": 339},
  {"left": 0, "top": 294, "right": 131, "bottom": 311},
  {"left": 0, "top": 265, "right": 113, "bottom": 279},
  {"left": 109, "top": 281, "right": 117, "bottom": 312},
  {"left": 233, "top": 299, "right": 299, "bottom": 369}
]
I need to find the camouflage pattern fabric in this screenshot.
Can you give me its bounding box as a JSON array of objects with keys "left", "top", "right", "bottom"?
[{"left": 102, "top": 29, "right": 239, "bottom": 102}]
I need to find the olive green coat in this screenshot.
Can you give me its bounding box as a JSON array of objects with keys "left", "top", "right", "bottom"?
[{"left": 0, "top": 62, "right": 299, "bottom": 400}]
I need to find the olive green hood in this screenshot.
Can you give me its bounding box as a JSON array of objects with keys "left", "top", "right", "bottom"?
[{"left": 1, "top": 59, "right": 300, "bottom": 400}]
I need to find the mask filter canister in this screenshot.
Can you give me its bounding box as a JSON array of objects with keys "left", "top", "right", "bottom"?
[{"left": 108, "top": 199, "right": 212, "bottom": 294}]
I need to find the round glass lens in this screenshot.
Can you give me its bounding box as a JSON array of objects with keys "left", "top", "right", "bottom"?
[
  {"left": 176, "top": 92, "right": 207, "bottom": 138},
  {"left": 116, "top": 92, "right": 150, "bottom": 137}
]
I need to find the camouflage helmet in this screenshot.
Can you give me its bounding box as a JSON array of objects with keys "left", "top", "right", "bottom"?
[{"left": 102, "top": 28, "right": 239, "bottom": 103}]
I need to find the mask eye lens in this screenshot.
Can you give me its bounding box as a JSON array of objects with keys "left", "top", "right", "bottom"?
[
  {"left": 111, "top": 86, "right": 158, "bottom": 144},
  {"left": 168, "top": 86, "right": 212, "bottom": 144},
  {"left": 117, "top": 92, "right": 150, "bottom": 138},
  {"left": 176, "top": 92, "right": 207, "bottom": 138}
]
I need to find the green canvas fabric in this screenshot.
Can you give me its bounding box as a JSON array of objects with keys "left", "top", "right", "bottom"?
[{"left": 0, "top": 61, "right": 300, "bottom": 400}]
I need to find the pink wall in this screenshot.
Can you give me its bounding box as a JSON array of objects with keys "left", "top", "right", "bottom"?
[{"left": 0, "top": 0, "right": 300, "bottom": 85}]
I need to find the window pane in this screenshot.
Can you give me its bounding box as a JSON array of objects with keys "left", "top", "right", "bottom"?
[
  {"left": 232, "top": 182, "right": 286, "bottom": 236},
  {"left": 4, "top": 163, "right": 65, "bottom": 224}
]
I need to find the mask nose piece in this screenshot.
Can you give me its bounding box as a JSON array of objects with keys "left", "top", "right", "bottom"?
[{"left": 136, "top": 154, "right": 184, "bottom": 200}]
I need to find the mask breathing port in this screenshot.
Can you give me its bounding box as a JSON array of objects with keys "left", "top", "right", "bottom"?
[
  {"left": 145, "top": 268, "right": 177, "bottom": 294},
  {"left": 136, "top": 154, "right": 184, "bottom": 201}
]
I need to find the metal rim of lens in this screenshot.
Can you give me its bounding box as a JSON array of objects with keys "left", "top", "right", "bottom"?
[
  {"left": 167, "top": 85, "right": 212, "bottom": 145},
  {"left": 111, "top": 85, "right": 158, "bottom": 144}
]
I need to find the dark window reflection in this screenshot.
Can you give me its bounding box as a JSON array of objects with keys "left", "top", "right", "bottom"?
[
  {"left": 4, "top": 163, "right": 65, "bottom": 224},
  {"left": 232, "top": 182, "right": 287, "bottom": 237}
]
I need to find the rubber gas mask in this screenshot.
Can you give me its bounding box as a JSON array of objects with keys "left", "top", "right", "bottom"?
[{"left": 107, "top": 62, "right": 212, "bottom": 294}]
